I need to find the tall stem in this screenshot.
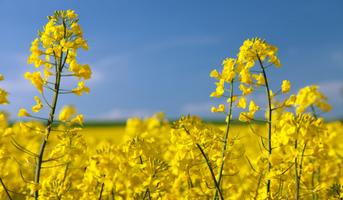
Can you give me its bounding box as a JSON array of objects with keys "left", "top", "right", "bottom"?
[
  {"left": 33, "top": 18, "right": 68, "bottom": 199},
  {"left": 214, "top": 80, "right": 234, "bottom": 200},
  {"left": 257, "top": 55, "right": 272, "bottom": 196},
  {"left": 34, "top": 50, "right": 64, "bottom": 200}
]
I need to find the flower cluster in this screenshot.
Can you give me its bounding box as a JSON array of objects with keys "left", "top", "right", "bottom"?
[
  {"left": 209, "top": 38, "right": 340, "bottom": 199},
  {"left": 0, "top": 11, "right": 342, "bottom": 200},
  {"left": 10, "top": 10, "right": 90, "bottom": 199},
  {"left": 25, "top": 10, "right": 91, "bottom": 98}
]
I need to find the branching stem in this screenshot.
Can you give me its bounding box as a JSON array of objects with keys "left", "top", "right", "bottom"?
[
  {"left": 257, "top": 54, "right": 273, "bottom": 196},
  {"left": 34, "top": 20, "right": 66, "bottom": 200},
  {"left": 214, "top": 80, "right": 234, "bottom": 200}
]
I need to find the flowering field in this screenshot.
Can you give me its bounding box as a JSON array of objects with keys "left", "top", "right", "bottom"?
[{"left": 0, "top": 10, "right": 342, "bottom": 200}]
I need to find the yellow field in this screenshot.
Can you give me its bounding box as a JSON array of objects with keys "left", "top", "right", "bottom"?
[
  {"left": 1, "top": 115, "right": 342, "bottom": 199},
  {"left": 78, "top": 119, "right": 343, "bottom": 199},
  {"left": 1, "top": 9, "right": 342, "bottom": 200},
  {"left": 81, "top": 122, "right": 343, "bottom": 158},
  {"left": 82, "top": 126, "right": 126, "bottom": 146}
]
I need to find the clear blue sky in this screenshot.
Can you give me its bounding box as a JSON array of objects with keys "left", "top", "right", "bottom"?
[{"left": 0, "top": 0, "right": 342, "bottom": 120}]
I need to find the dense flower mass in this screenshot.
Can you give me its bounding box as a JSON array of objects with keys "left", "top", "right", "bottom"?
[
  {"left": 1, "top": 112, "right": 342, "bottom": 199},
  {"left": 25, "top": 10, "right": 91, "bottom": 98},
  {"left": 3, "top": 10, "right": 92, "bottom": 200},
  {"left": 0, "top": 11, "right": 342, "bottom": 200},
  {"left": 208, "top": 38, "right": 340, "bottom": 199}
]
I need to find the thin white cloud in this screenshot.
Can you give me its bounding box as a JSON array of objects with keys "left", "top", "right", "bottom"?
[
  {"left": 84, "top": 35, "right": 220, "bottom": 87},
  {"left": 89, "top": 54, "right": 132, "bottom": 83}
]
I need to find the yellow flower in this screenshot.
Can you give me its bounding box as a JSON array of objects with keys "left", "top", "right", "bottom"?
[
  {"left": 252, "top": 73, "right": 265, "bottom": 86},
  {"left": 239, "top": 68, "right": 252, "bottom": 84},
  {"left": 285, "top": 94, "right": 296, "bottom": 106},
  {"left": 18, "top": 108, "right": 30, "bottom": 117},
  {"left": 211, "top": 104, "right": 225, "bottom": 113},
  {"left": 27, "top": 9, "right": 92, "bottom": 98},
  {"left": 72, "top": 81, "right": 90, "bottom": 96},
  {"left": 238, "top": 38, "right": 281, "bottom": 68},
  {"left": 0, "top": 89, "right": 9, "bottom": 104},
  {"left": 222, "top": 58, "right": 235, "bottom": 69},
  {"left": 221, "top": 58, "right": 236, "bottom": 82},
  {"left": 43, "top": 68, "right": 53, "bottom": 80},
  {"left": 294, "top": 85, "right": 331, "bottom": 114},
  {"left": 239, "top": 112, "right": 250, "bottom": 122},
  {"left": 239, "top": 84, "right": 253, "bottom": 96},
  {"left": 78, "top": 64, "right": 92, "bottom": 80},
  {"left": 210, "top": 69, "right": 220, "bottom": 79},
  {"left": 210, "top": 79, "right": 225, "bottom": 98},
  {"left": 248, "top": 100, "right": 259, "bottom": 114},
  {"left": 71, "top": 23, "right": 82, "bottom": 35},
  {"left": 58, "top": 105, "right": 76, "bottom": 121},
  {"left": 238, "top": 100, "right": 259, "bottom": 122},
  {"left": 67, "top": 10, "right": 78, "bottom": 19},
  {"left": 24, "top": 72, "right": 44, "bottom": 93},
  {"left": 237, "top": 97, "right": 247, "bottom": 109},
  {"left": 316, "top": 101, "right": 332, "bottom": 112},
  {"left": 71, "top": 114, "right": 84, "bottom": 125},
  {"left": 69, "top": 61, "right": 92, "bottom": 80},
  {"left": 28, "top": 38, "right": 44, "bottom": 68},
  {"left": 32, "top": 96, "right": 43, "bottom": 112},
  {"left": 281, "top": 80, "right": 291, "bottom": 93}
]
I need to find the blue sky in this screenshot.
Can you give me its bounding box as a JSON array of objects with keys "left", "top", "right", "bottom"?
[{"left": 0, "top": 0, "right": 342, "bottom": 120}]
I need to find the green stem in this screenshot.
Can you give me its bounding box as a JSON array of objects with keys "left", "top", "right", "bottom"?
[
  {"left": 196, "top": 144, "right": 224, "bottom": 200},
  {"left": 0, "top": 177, "right": 13, "bottom": 200},
  {"left": 310, "top": 105, "right": 318, "bottom": 119},
  {"left": 33, "top": 17, "right": 69, "bottom": 200},
  {"left": 98, "top": 182, "right": 105, "bottom": 200},
  {"left": 257, "top": 55, "right": 273, "bottom": 196},
  {"left": 254, "top": 172, "right": 263, "bottom": 200},
  {"left": 34, "top": 32, "right": 66, "bottom": 198},
  {"left": 183, "top": 127, "right": 224, "bottom": 200},
  {"left": 294, "top": 140, "right": 299, "bottom": 200},
  {"left": 34, "top": 61, "right": 62, "bottom": 199},
  {"left": 63, "top": 163, "right": 70, "bottom": 182},
  {"left": 142, "top": 188, "right": 151, "bottom": 200},
  {"left": 214, "top": 80, "right": 234, "bottom": 200}
]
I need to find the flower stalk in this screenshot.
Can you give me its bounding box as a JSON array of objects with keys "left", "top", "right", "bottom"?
[
  {"left": 214, "top": 80, "right": 234, "bottom": 200},
  {"left": 257, "top": 54, "right": 273, "bottom": 196},
  {"left": 19, "top": 10, "right": 91, "bottom": 199},
  {"left": 34, "top": 53, "right": 63, "bottom": 199}
]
